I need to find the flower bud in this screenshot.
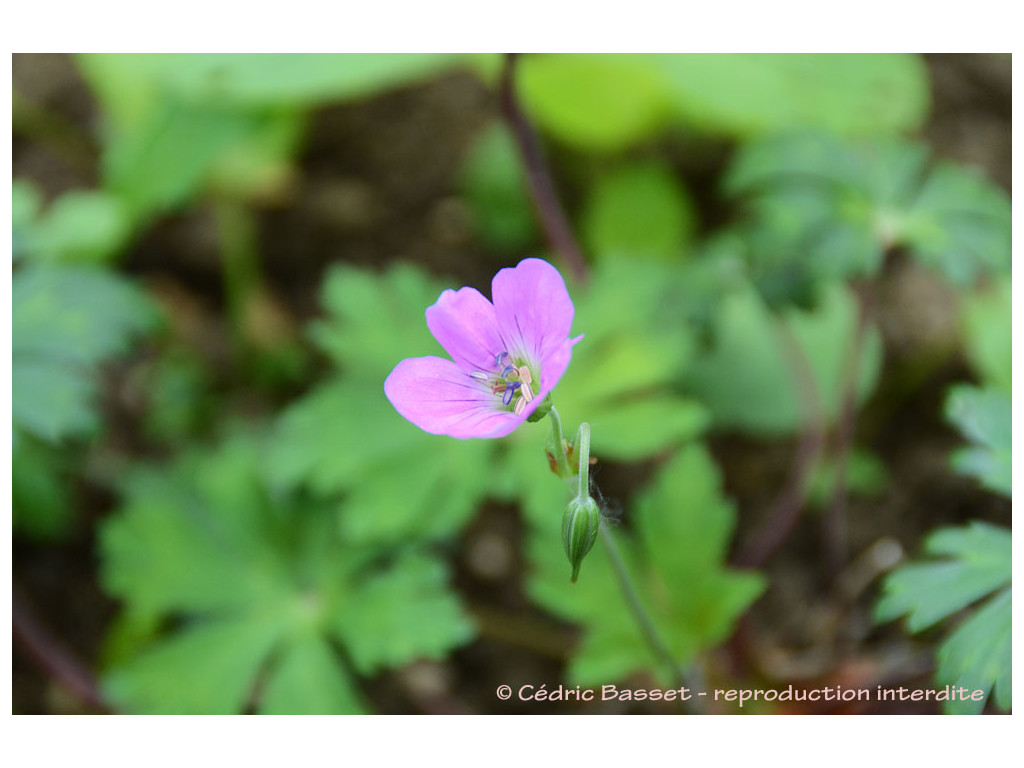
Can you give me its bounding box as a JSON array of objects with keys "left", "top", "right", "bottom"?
[{"left": 562, "top": 495, "right": 600, "bottom": 583}]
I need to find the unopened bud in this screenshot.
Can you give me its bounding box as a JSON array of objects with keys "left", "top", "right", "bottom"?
[{"left": 562, "top": 496, "right": 600, "bottom": 583}]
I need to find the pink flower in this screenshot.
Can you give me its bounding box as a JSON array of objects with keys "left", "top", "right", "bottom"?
[{"left": 384, "top": 258, "right": 582, "bottom": 439}]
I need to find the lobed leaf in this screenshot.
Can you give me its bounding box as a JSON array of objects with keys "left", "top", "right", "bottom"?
[{"left": 945, "top": 385, "right": 1011, "bottom": 497}]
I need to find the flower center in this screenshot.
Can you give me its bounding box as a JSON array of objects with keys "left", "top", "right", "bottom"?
[{"left": 470, "top": 351, "right": 537, "bottom": 415}]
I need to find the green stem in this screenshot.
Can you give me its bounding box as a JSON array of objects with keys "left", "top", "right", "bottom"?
[
  {"left": 598, "top": 524, "right": 698, "bottom": 711},
  {"left": 575, "top": 423, "right": 590, "bottom": 500},
  {"left": 547, "top": 405, "right": 573, "bottom": 478}
]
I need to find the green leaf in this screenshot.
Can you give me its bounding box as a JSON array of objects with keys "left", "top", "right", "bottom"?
[
  {"left": 582, "top": 161, "right": 697, "bottom": 262},
  {"left": 960, "top": 278, "right": 1011, "bottom": 394},
  {"left": 459, "top": 122, "right": 538, "bottom": 252},
  {"left": 528, "top": 444, "right": 764, "bottom": 684},
  {"left": 12, "top": 266, "right": 158, "bottom": 443},
  {"left": 12, "top": 435, "right": 74, "bottom": 539},
  {"left": 876, "top": 522, "right": 1011, "bottom": 713},
  {"left": 269, "top": 376, "right": 494, "bottom": 546},
  {"left": 104, "top": 615, "right": 283, "bottom": 715},
  {"left": 725, "top": 133, "right": 1010, "bottom": 287},
  {"left": 876, "top": 522, "right": 1011, "bottom": 631},
  {"left": 518, "top": 54, "right": 671, "bottom": 151},
  {"left": 652, "top": 53, "right": 929, "bottom": 137},
  {"left": 333, "top": 553, "right": 475, "bottom": 675},
  {"left": 937, "top": 588, "right": 1011, "bottom": 714},
  {"left": 100, "top": 434, "right": 473, "bottom": 714},
  {"left": 944, "top": 385, "right": 1011, "bottom": 497},
  {"left": 29, "top": 190, "right": 131, "bottom": 266},
  {"left": 550, "top": 260, "right": 708, "bottom": 460},
  {"left": 102, "top": 98, "right": 265, "bottom": 221},
  {"left": 683, "top": 283, "right": 881, "bottom": 435},
  {"left": 310, "top": 262, "right": 446, "bottom": 378},
  {"left": 12, "top": 179, "right": 42, "bottom": 261},
  {"left": 260, "top": 634, "right": 367, "bottom": 714},
  {"left": 83, "top": 53, "right": 465, "bottom": 108}
]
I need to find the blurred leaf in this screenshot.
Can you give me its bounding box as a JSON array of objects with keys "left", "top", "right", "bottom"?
[
  {"left": 82, "top": 53, "right": 464, "bottom": 108},
  {"left": 876, "top": 522, "right": 1010, "bottom": 631},
  {"left": 310, "top": 262, "right": 446, "bottom": 379},
  {"left": 102, "top": 99, "right": 265, "bottom": 221},
  {"left": 12, "top": 179, "right": 42, "bottom": 261},
  {"left": 945, "top": 385, "right": 1011, "bottom": 497},
  {"left": 725, "top": 133, "right": 1010, "bottom": 288},
  {"left": 12, "top": 435, "right": 73, "bottom": 540},
  {"left": 876, "top": 522, "right": 1011, "bottom": 713},
  {"left": 334, "top": 553, "right": 475, "bottom": 675},
  {"left": 32, "top": 190, "right": 132, "bottom": 265},
  {"left": 260, "top": 634, "right": 366, "bottom": 715},
  {"left": 104, "top": 615, "right": 284, "bottom": 715},
  {"left": 582, "top": 161, "right": 697, "bottom": 262},
  {"left": 459, "top": 122, "right": 538, "bottom": 252},
  {"left": 528, "top": 444, "right": 764, "bottom": 684},
  {"left": 12, "top": 266, "right": 158, "bottom": 443},
  {"left": 550, "top": 260, "right": 708, "bottom": 460},
  {"left": 14, "top": 182, "right": 131, "bottom": 266},
  {"left": 101, "top": 435, "right": 472, "bottom": 714},
  {"left": 207, "top": 108, "right": 306, "bottom": 202},
  {"left": 141, "top": 347, "right": 215, "bottom": 445},
  {"left": 960, "top": 278, "right": 1011, "bottom": 394},
  {"left": 683, "top": 283, "right": 881, "bottom": 435},
  {"left": 937, "top": 588, "right": 1011, "bottom": 714},
  {"left": 652, "top": 53, "right": 929, "bottom": 137},
  {"left": 519, "top": 54, "right": 671, "bottom": 151}
]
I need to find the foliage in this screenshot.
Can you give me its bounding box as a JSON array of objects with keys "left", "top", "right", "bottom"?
[
  {"left": 682, "top": 282, "right": 881, "bottom": 435},
  {"left": 528, "top": 445, "right": 765, "bottom": 683},
  {"left": 12, "top": 52, "right": 1012, "bottom": 716},
  {"left": 459, "top": 122, "right": 538, "bottom": 252},
  {"left": 517, "top": 54, "right": 929, "bottom": 151},
  {"left": 581, "top": 160, "right": 697, "bottom": 262},
  {"left": 945, "top": 386, "right": 1011, "bottom": 497},
  {"left": 13, "top": 180, "right": 131, "bottom": 266},
  {"left": 12, "top": 265, "right": 158, "bottom": 445},
  {"left": 724, "top": 133, "right": 1011, "bottom": 292},
  {"left": 100, "top": 435, "right": 473, "bottom": 714},
  {"left": 876, "top": 522, "right": 1011, "bottom": 714},
  {"left": 960, "top": 277, "right": 1011, "bottom": 396}
]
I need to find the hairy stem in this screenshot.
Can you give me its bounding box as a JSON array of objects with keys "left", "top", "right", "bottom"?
[
  {"left": 575, "top": 423, "right": 590, "bottom": 500},
  {"left": 498, "top": 53, "right": 588, "bottom": 284}
]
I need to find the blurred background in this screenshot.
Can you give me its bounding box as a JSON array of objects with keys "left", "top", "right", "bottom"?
[{"left": 11, "top": 53, "right": 1011, "bottom": 714}]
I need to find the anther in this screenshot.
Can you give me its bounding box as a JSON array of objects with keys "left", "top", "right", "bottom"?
[
  {"left": 469, "top": 371, "right": 490, "bottom": 381},
  {"left": 517, "top": 366, "right": 532, "bottom": 386},
  {"left": 514, "top": 395, "right": 527, "bottom": 415},
  {"left": 501, "top": 364, "right": 516, "bottom": 378},
  {"left": 502, "top": 381, "right": 521, "bottom": 405},
  {"left": 520, "top": 380, "right": 534, "bottom": 403},
  {"left": 494, "top": 351, "right": 509, "bottom": 368}
]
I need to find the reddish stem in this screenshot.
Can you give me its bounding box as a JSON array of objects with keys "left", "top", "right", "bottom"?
[
  {"left": 498, "top": 53, "right": 589, "bottom": 285},
  {"left": 12, "top": 585, "right": 109, "bottom": 713}
]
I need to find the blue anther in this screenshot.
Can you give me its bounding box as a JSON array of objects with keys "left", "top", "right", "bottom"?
[
  {"left": 502, "top": 381, "right": 521, "bottom": 405},
  {"left": 494, "top": 351, "right": 509, "bottom": 368},
  {"left": 500, "top": 364, "right": 516, "bottom": 378}
]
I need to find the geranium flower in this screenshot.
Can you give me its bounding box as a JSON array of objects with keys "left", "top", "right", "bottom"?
[{"left": 385, "top": 258, "right": 582, "bottom": 439}]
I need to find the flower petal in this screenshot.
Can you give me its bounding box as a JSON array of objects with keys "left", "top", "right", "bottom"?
[
  {"left": 425, "top": 286, "right": 505, "bottom": 374},
  {"left": 384, "top": 356, "right": 520, "bottom": 439},
  {"left": 491, "top": 258, "right": 575, "bottom": 366}
]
